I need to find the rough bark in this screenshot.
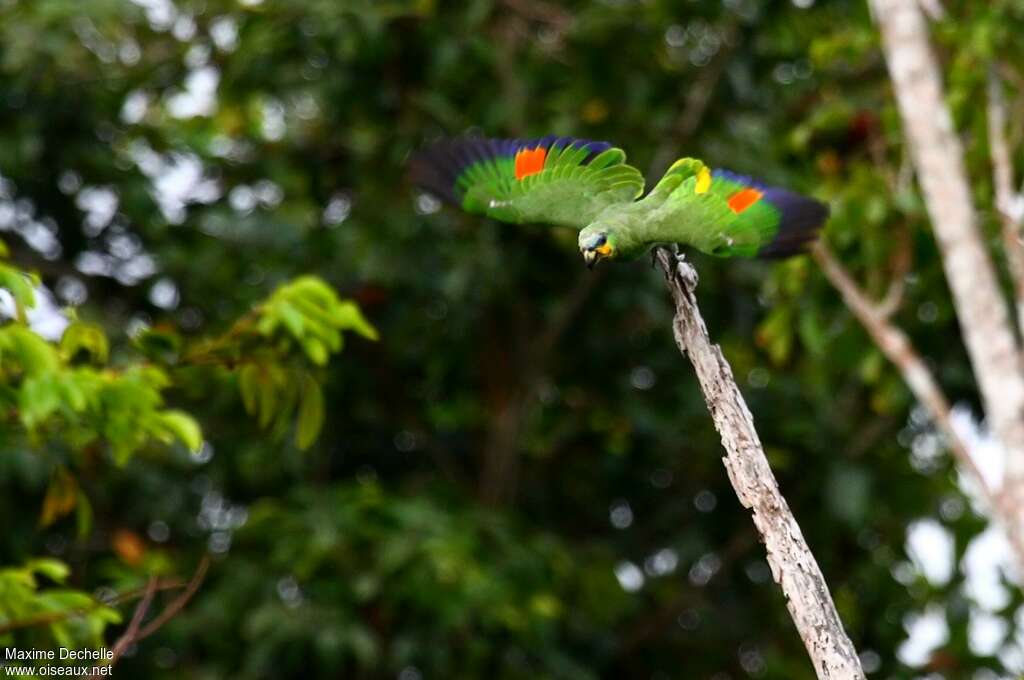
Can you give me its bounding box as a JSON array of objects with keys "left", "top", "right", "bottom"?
[
  {"left": 870, "top": 0, "right": 1024, "bottom": 518},
  {"left": 655, "top": 248, "right": 864, "bottom": 680},
  {"left": 987, "top": 67, "right": 1024, "bottom": 342}
]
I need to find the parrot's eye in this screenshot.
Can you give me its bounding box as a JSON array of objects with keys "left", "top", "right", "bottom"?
[{"left": 581, "top": 233, "right": 607, "bottom": 250}]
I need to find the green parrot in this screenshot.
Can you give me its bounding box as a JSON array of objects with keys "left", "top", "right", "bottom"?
[{"left": 409, "top": 135, "right": 829, "bottom": 267}]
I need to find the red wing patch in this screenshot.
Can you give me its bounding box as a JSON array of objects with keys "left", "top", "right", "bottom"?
[
  {"left": 727, "top": 188, "right": 763, "bottom": 214},
  {"left": 514, "top": 147, "right": 547, "bottom": 180}
]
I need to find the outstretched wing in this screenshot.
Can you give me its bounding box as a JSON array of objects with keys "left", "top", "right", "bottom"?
[
  {"left": 710, "top": 169, "right": 828, "bottom": 258},
  {"left": 409, "top": 136, "right": 644, "bottom": 228},
  {"left": 655, "top": 159, "right": 828, "bottom": 258}
]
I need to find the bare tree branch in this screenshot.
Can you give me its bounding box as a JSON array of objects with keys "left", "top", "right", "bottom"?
[
  {"left": 0, "top": 578, "right": 186, "bottom": 636},
  {"left": 654, "top": 247, "right": 864, "bottom": 680},
  {"left": 870, "top": 0, "right": 1024, "bottom": 522},
  {"left": 987, "top": 67, "right": 1024, "bottom": 341},
  {"left": 108, "top": 577, "right": 158, "bottom": 666},
  {"left": 135, "top": 556, "right": 210, "bottom": 640},
  {"left": 813, "top": 243, "right": 1024, "bottom": 572},
  {"left": 90, "top": 556, "right": 211, "bottom": 675}
]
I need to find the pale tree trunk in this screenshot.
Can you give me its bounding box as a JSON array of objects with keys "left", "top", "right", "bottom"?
[
  {"left": 870, "top": 0, "right": 1024, "bottom": 521},
  {"left": 986, "top": 68, "right": 1024, "bottom": 341},
  {"left": 655, "top": 248, "right": 864, "bottom": 680}
]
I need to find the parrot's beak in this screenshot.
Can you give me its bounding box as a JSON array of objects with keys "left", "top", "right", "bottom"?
[{"left": 583, "top": 250, "right": 599, "bottom": 269}]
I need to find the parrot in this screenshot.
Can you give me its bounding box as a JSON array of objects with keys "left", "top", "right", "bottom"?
[{"left": 408, "top": 135, "right": 829, "bottom": 268}]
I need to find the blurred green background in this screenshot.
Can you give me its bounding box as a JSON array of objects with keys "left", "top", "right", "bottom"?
[{"left": 1, "top": 0, "right": 1023, "bottom": 678}]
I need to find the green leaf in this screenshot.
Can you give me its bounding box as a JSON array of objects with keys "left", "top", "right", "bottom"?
[
  {"left": 2, "top": 325, "right": 60, "bottom": 375},
  {"left": 19, "top": 374, "right": 62, "bottom": 429},
  {"left": 0, "top": 262, "right": 37, "bottom": 310},
  {"left": 75, "top": 490, "right": 93, "bottom": 540},
  {"left": 291, "top": 295, "right": 344, "bottom": 340},
  {"left": 160, "top": 410, "right": 203, "bottom": 453},
  {"left": 336, "top": 301, "right": 379, "bottom": 341},
  {"left": 132, "top": 327, "right": 183, "bottom": 363},
  {"left": 797, "top": 310, "right": 827, "bottom": 356},
  {"left": 278, "top": 302, "right": 306, "bottom": 339},
  {"left": 300, "top": 336, "right": 329, "bottom": 365},
  {"left": 295, "top": 373, "right": 324, "bottom": 450},
  {"left": 39, "top": 466, "right": 78, "bottom": 528},
  {"left": 49, "top": 621, "right": 75, "bottom": 650},
  {"left": 94, "top": 606, "right": 123, "bottom": 625},
  {"left": 757, "top": 308, "right": 793, "bottom": 365},
  {"left": 238, "top": 363, "right": 260, "bottom": 415},
  {"left": 59, "top": 321, "right": 109, "bottom": 364},
  {"left": 258, "top": 367, "right": 280, "bottom": 428},
  {"left": 25, "top": 558, "right": 70, "bottom": 583}
]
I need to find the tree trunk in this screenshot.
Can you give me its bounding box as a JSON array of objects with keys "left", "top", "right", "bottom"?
[
  {"left": 870, "top": 0, "right": 1024, "bottom": 516},
  {"left": 655, "top": 247, "right": 864, "bottom": 680}
]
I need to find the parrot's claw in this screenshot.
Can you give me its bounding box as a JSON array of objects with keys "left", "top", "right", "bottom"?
[
  {"left": 651, "top": 243, "right": 681, "bottom": 268},
  {"left": 677, "top": 259, "right": 698, "bottom": 289}
]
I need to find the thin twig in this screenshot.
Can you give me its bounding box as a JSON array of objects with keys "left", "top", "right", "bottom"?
[
  {"left": 135, "top": 556, "right": 210, "bottom": 640},
  {"left": 874, "top": 231, "right": 912, "bottom": 319},
  {"left": 108, "top": 577, "right": 158, "bottom": 666},
  {"left": 813, "top": 243, "right": 1024, "bottom": 572},
  {"left": 91, "top": 557, "right": 211, "bottom": 675},
  {"left": 0, "top": 579, "right": 186, "bottom": 635}
]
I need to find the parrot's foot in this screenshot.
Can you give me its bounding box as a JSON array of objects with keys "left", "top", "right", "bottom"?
[
  {"left": 650, "top": 243, "right": 681, "bottom": 269},
  {"left": 677, "top": 259, "right": 698, "bottom": 290}
]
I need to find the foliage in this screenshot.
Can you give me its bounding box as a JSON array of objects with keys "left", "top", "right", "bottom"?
[
  {"left": 0, "top": 238, "right": 372, "bottom": 659},
  {"left": 0, "top": 240, "right": 203, "bottom": 508},
  {"left": 0, "top": 558, "right": 120, "bottom": 653},
  {"left": 182, "top": 482, "right": 630, "bottom": 678}
]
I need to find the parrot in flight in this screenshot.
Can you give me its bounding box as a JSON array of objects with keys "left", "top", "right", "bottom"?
[{"left": 409, "top": 135, "right": 829, "bottom": 268}]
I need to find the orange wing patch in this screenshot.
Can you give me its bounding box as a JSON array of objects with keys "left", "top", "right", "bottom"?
[
  {"left": 727, "top": 188, "right": 763, "bottom": 214},
  {"left": 514, "top": 146, "right": 547, "bottom": 180}
]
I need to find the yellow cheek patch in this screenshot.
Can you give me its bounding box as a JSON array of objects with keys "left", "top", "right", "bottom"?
[
  {"left": 695, "top": 167, "right": 712, "bottom": 194},
  {"left": 596, "top": 243, "right": 613, "bottom": 256}
]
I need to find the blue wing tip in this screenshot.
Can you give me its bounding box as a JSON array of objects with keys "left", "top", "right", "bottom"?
[
  {"left": 758, "top": 189, "right": 830, "bottom": 259},
  {"left": 711, "top": 168, "right": 828, "bottom": 258}
]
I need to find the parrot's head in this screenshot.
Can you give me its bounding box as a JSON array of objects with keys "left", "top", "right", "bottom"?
[{"left": 578, "top": 226, "right": 618, "bottom": 269}]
